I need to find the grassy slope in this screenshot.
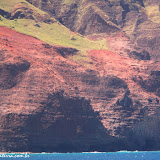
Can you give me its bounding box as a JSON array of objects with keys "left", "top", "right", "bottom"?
[
  {"left": 0, "top": 0, "right": 25, "bottom": 12},
  {"left": 0, "top": 0, "right": 108, "bottom": 66}
]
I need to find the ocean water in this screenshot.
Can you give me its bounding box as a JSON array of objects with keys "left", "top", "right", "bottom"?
[{"left": 1, "top": 151, "right": 160, "bottom": 160}]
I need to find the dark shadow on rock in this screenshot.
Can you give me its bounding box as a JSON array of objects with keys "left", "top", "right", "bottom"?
[
  {"left": 55, "top": 47, "right": 79, "bottom": 58},
  {"left": 133, "top": 71, "right": 160, "bottom": 96},
  {"left": 10, "top": 7, "right": 34, "bottom": 20},
  {"left": 0, "top": 91, "right": 145, "bottom": 152},
  {"left": 0, "top": 91, "right": 121, "bottom": 152},
  {"left": 0, "top": 9, "right": 11, "bottom": 19},
  {"left": 123, "top": 108, "right": 160, "bottom": 151},
  {"left": 120, "top": 0, "right": 130, "bottom": 22},
  {"left": 0, "top": 60, "right": 30, "bottom": 89},
  {"left": 128, "top": 49, "right": 150, "bottom": 60},
  {"left": 26, "top": 91, "right": 114, "bottom": 152},
  {"left": 116, "top": 91, "right": 133, "bottom": 109}
]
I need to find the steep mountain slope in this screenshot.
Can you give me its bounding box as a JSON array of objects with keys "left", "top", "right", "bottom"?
[
  {"left": 1, "top": 26, "right": 160, "bottom": 152},
  {"left": 26, "top": 0, "right": 160, "bottom": 61},
  {"left": 26, "top": 0, "right": 121, "bottom": 35},
  {"left": 0, "top": 0, "right": 107, "bottom": 50},
  {"left": 24, "top": 0, "right": 147, "bottom": 35},
  {"left": 1, "top": 0, "right": 160, "bottom": 152},
  {"left": 0, "top": 27, "right": 123, "bottom": 152}
]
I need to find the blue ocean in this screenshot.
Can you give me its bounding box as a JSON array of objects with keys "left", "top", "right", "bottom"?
[{"left": 1, "top": 152, "right": 160, "bottom": 160}]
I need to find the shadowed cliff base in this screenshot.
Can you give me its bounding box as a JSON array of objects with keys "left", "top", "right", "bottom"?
[
  {"left": 123, "top": 108, "right": 160, "bottom": 151},
  {"left": 0, "top": 91, "right": 122, "bottom": 152}
]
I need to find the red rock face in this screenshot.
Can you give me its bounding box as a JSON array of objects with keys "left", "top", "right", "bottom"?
[{"left": 0, "top": 26, "right": 160, "bottom": 152}]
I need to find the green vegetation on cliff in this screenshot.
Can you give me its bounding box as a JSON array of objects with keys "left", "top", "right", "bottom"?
[{"left": 0, "top": 0, "right": 107, "bottom": 53}]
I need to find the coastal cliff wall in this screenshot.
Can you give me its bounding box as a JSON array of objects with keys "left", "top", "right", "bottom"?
[
  {"left": 1, "top": 0, "right": 160, "bottom": 152},
  {"left": 1, "top": 26, "right": 160, "bottom": 152}
]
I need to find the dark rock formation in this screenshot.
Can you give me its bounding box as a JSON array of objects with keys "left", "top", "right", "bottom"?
[
  {"left": 126, "top": 108, "right": 160, "bottom": 151},
  {"left": 0, "top": 59, "right": 30, "bottom": 89},
  {"left": 11, "top": 7, "right": 35, "bottom": 20},
  {"left": 0, "top": 92, "right": 116, "bottom": 152},
  {"left": 117, "top": 91, "right": 133, "bottom": 109},
  {"left": 0, "top": 9, "right": 11, "bottom": 19},
  {"left": 134, "top": 71, "right": 160, "bottom": 96},
  {"left": 128, "top": 49, "right": 150, "bottom": 60},
  {"left": 55, "top": 47, "right": 79, "bottom": 58},
  {"left": 8, "top": 2, "right": 56, "bottom": 24}
]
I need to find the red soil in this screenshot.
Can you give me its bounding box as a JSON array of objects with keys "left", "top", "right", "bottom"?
[{"left": 0, "top": 27, "right": 80, "bottom": 114}]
